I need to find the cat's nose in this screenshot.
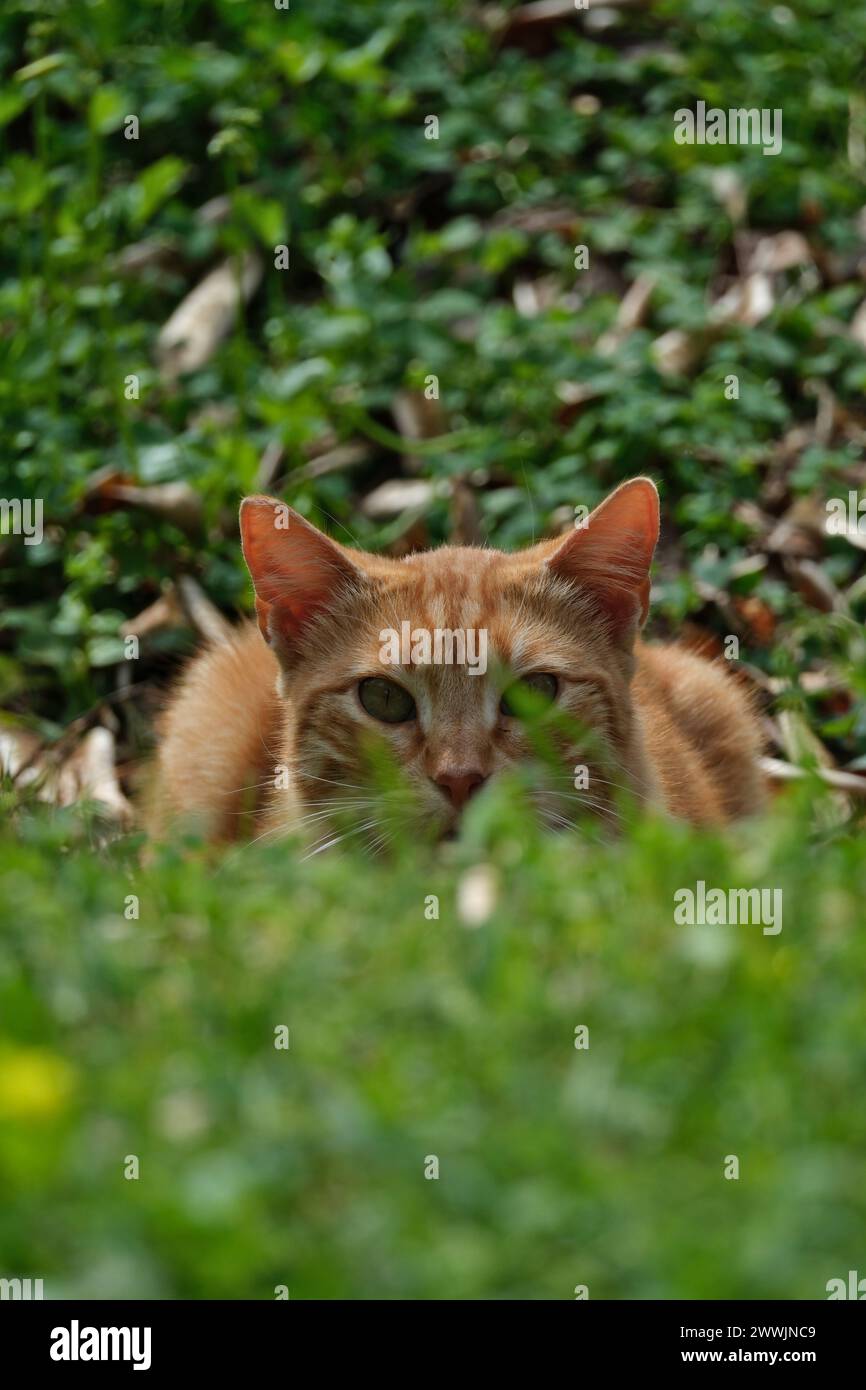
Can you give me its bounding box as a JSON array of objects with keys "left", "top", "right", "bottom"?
[{"left": 434, "top": 768, "right": 487, "bottom": 810}]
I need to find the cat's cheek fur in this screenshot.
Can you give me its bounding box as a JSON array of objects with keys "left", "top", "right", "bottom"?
[{"left": 277, "top": 690, "right": 449, "bottom": 848}]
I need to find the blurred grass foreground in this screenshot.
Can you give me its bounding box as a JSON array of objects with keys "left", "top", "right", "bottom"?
[{"left": 2, "top": 788, "right": 866, "bottom": 1299}]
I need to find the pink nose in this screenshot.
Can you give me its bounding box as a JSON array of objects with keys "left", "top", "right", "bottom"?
[{"left": 434, "top": 769, "right": 487, "bottom": 810}]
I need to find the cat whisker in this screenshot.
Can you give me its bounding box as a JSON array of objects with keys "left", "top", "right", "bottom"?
[
  {"left": 216, "top": 808, "right": 343, "bottom": 868},
  {"left": 301, "top": 818, "right": 382, "bottom": 862},
  {"left": 302, "top": 773, "right": 374, "bottom": 793},
  {"left": 540, "top": 788, "right": 624, "bottom": 829},
  {"left": 547, "top": 769, "right": 651, "bottom": 807}
]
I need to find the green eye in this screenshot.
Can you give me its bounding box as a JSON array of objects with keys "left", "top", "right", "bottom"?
[
  {"left": 358, "top": 677, "right": 416, "bottom": 724},
  {"left": 500, "top": 672, "right": 558, "bottom": 717}
]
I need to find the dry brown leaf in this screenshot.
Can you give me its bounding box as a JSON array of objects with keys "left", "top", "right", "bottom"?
[
  {"left": 1, "top": 725, "right": 133, "bottom": 825},
  {"left": 614, "top": 271, "right": 657, "bottom": 333},
  {"left": 196, "top": 193, "right": 233, "bottom": 226},
  {"left": 850, "top": 296, "right": 866, "bottom": 349},
  {"left": 555, "top": 380, "right": 603, "bottom": 407},
  {"left": 82, "top": 466, "right": 136, "bottom": 505},
  {"left": 361, "top": 478, "right": 439, "bottom": 519},
  {"left": 711, "top": 272, "right": 774, "bottom": 328},
  {"left": 572, "top": 93, "right": 601, "bottom": 116},
  {"left": 652, "top": 328, "right": 708, "bottom": 377},
  {"left": 710, "top": 168, "right": 747, "bottom": 224},
  {"left": 386, "top": 517, "right": 430, "bottom": 557},
  {"left": 767, "top": 670, "right": 847, "bottom": 697},
  {"left": 598, "top": 272, "right": 656, "bottom": 354},
  {"left": 297, "top": 441, "right": 371, "bottom": 482},
  {"left": 157, "top": 251, "right": 263, "bottom": 379},
  {"left": 691, "top": 581, "right": 741, "bottom": 635},
  {"left": 802, "top": 378, "right": 837, "bottom": 447},
  {"left": 61, "top": 727, "right": 133, "bottom": 825},
  {"left": 732, "top": 595, "right": 776, "bottom": 646},
  {"left": 391, "top": 389, "right": 449, "bottom": 472},
  {"left": 761, "top": 755, "right": 866, "bottom": 798},
  {"left": 94, "top": 481, "right": 203, "bottom": 536},
  {"left": 121, "top": 589, "right": 186, "bottom": 641},
  {"left": 733, "top": 503, "right": 772, "bottom": 539},
  {"left": 188, "top": 401, "right": 238, "bottom": 432},
  {"left": 175, "top": 576, "right": 233, "bottom": 646},
  {"left": 449, "top": 479, "right": 482, "bottom": 545},
  {"left": 513, "top": 275, "right": 561, "bottom": 317},
  {"left": 114, "top": 236, "right": 178, "bottom": 275},
  {"left": 728, "top": 553, "right": 769, "bottom": 580},
  {"left": 256, "top": 441, "right": 285, "bottom": 491},
  {"left": 654, "top": 272, "right": 776, "bottom": 377},
  {"left": 0, "top": 724, "right": 43, "bottom": 784},
  {"left": 392, "top": 393, "right": 446, "bottom": 439},
  {"left": 764, "top": 496, "right": 827, "bottom": 558},
  {"left": 746, "top": 231, "right": 812, "bottom": 275},
  {"left": 491, "top": 204, "right": 578, "bottom": 235},
  {"left": 782, "top": 557, "right": 842, "bottom": 613},
  {"left": 495, "top": 0, "right": 640, "bottom": 36}
]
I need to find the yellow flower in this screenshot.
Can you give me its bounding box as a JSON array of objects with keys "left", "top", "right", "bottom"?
[{"left": 0, "top": 1046, "right": 76, "bottom": 1119}]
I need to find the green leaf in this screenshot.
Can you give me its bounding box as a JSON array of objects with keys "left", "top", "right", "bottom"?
[
  {"left": 232, "top": 191, "right": 287, "bottom": 248},
  {"left": 14, "top": 53, "right": 68, "bottom": 84},
  {"left": 88, "top": 85, "right": 128, "bottom": 135},
  {"left": 127, "top": 156, "right": 188, "bottom": 228}
]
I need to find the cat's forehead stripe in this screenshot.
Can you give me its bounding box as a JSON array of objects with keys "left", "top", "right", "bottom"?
[
  {"left": 384, "top": 547, "right": 499, "bottom": 630},
  {"left": 370, "top": 548, "right": 557, "bottom": 674}
]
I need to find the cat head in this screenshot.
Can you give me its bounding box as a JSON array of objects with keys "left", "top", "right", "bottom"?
[{"left": 240, "top": 478, "right": 659, "bottom": 844}]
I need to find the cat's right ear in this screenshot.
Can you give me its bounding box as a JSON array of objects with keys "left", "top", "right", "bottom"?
[
  {"left": 544, "top": 477, "right": 659, "bottom": 642},
  {"left": 240, "top": 496, "right": 363, "bottom": 654}
]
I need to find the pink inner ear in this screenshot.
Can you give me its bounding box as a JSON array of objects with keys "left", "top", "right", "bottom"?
[
  {"left": 546, "top": 478, "right": 659, "bottom": 635},
  {"left": 240, "top": 497, "right": 359, "bottom": 648}
]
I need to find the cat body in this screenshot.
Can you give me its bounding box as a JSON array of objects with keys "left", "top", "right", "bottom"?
[{"left": 150, "top": 479, "right": 764, "bottom": 846}]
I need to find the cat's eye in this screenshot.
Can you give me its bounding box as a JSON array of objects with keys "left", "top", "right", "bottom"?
[
  {"left": 358, "top": 677, "right": 416, "bottom": 724},
  {"left": 500, "top": 672, "right": 558, "bottom": 717}
]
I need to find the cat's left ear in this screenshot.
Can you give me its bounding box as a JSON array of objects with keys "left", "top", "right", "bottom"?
[
  {"left": 240, "top": 496, "right": 364, "bottom": 655},
  {"left": 545, "top": 477, "right": 659, "bottom": 639}
]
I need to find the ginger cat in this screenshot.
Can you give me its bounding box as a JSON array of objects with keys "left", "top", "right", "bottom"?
[{"left": 150, "top": 478, "right": 765, "bottom": 848}]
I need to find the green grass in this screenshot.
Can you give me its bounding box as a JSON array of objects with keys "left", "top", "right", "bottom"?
[{"left": 1, "top": 786, "right": 865, "bottom": 1299}]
